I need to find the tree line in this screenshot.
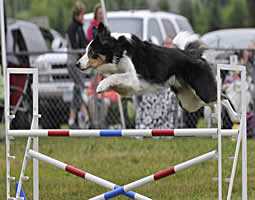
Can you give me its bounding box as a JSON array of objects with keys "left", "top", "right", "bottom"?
[
  {"left": 5, "top": 0, "right": 255, "bottom": 36},
  {"left": 179, "top": 0, "right": 252, "bottom": 34}
]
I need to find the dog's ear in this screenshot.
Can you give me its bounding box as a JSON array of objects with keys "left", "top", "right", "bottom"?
[
  {"left": 117, "top": 36, "right": 132, "bottom": 50},
  {"left": 96, "top": 23, "right": 115, "bottom": 48},
  {"left": 100, "top": 38, "right": 115, "bottom": 49},
  {"left": 92, "top": 25, "right": 98, "bottom": 39},
  {"left": 113, "top": 36, "right": 132, "bottom": 64},
  {"left": 97, "top": 22, "right": 110, "bottom": 36}
]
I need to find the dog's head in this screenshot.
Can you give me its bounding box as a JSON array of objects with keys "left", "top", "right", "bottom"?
[
  {"left": 77, "top": 23, "right": 132, "bottom": 74},
  {"left": 77, "top": 23, "right": 116, "bottom": 73}
]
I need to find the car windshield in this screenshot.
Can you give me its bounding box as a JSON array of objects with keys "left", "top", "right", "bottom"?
[
  {"left": 20, "top": 25, "right": 48, "bottom": 52},
  {"left": 84, "top": 18, "right": 143, "bottom": 39},
  {"left": 175, "top": 18, "right": 193, "bottom": 32},
  {"left": 201, "top": 30, "right": 255, "bottom": 48}
]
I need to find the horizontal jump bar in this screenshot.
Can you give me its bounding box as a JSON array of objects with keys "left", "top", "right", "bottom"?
[{"left": 8, "top": 128, "right": 238, "bottom": 137}]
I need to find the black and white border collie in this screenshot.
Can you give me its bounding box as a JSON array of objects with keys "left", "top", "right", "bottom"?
[{"left": 77, "top": 23, "right": 238, "bottom": 121}]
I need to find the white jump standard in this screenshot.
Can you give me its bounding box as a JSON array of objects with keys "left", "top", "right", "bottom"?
[
  {"left": 28, "top": 150, "right": 151, "bottom": 200},
  {"left": 90, "top": 151, "right": 217, "bottom": 200}
]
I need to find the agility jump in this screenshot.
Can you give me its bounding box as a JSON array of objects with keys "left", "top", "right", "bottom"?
[{"left": 3, "top": 66, "right": 248, "bottom": 200}]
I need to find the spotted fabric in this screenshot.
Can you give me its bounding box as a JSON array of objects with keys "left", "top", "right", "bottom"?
[{"left": 135, "top": 88, "right": 180, "bottom": 129}]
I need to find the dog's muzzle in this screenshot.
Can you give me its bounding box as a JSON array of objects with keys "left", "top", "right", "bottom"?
[
  {"left": 82, "top": 65, "right": 95, "bottom": 71},
  {"left": 76, "top": 60, "right": 94, "bottom": 71}
]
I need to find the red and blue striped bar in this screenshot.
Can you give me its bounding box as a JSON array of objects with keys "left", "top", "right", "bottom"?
[
  {"left": 100, "top": 167, "right": 176, "bottom": 200},
  {"left": 28, "top": 150, "right": 151, "bottom": 200},
  {"left": 8, "top": 129, "right": 238, "bottom": 137},
  {"left": 89, "top": 150, "right": 217, "bottom": 200}
]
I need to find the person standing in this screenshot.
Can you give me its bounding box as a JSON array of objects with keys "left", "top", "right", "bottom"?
[
  {"left": 87, "top": 3, "right": 104, "bottom": 42},
  {"left": 66, "top": 1, "right": 89, "bottom": 129},
  {"left": 163, "top": 35, "right": 175, "bottom": 48}
]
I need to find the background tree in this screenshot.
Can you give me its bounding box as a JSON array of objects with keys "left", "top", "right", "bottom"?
[
  {"left": 5, "top": 0, "right": 254, "bottom": 36},
  {"left": 55, "top": 6, "right": 65, "bottom": 35},
  {"left": 180, "top": 0, "right": 249, "bottom": 34},
  {"left": 159, "top": 0, "right": 169, "bottom": 11},
  {"left": 222, "top": 0, "right": 248, "bottom": 28},
  {"left": 247, "top": 0, "right": 255, "bottom": 27},
  {"left": 179, "top": 0, "right": 194, "bottom": 27},
  {"left": 207, "top": 0, "right": 222, "bottom": 31},
  {"left": 192, "top": 0, "right": 209, "bottom": 34}
]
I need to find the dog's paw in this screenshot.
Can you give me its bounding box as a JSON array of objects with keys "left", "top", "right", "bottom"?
[{"left": 96, "top": 81, "right": 110, "bottom": 93}]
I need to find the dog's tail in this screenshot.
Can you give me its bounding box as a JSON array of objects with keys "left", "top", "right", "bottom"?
[
  {"left": 173, "top": 32, "right": 200, "bottom": 50},
  {"left": 173, "top": 31, "right": 207, "bottom": 59}
]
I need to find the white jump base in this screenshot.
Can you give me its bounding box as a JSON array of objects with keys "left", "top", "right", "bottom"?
[
  {"left": 90, "top": 151, "right": 217, "bottom": 200},
  {"left": 28, "top": 150, "right": 151, "bottom": 200}
]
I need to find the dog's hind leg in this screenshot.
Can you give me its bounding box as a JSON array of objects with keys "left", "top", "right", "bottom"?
[
  {"left": 205, "top": 98, "right": 240, "bottom": 128},
  {"left": 221, "top": 99, "right": 240, "bottom": 123}
]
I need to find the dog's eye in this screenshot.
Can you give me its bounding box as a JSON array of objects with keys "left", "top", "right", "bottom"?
[{"left": 88, "top": 49, "right": 99, "bottom": 59}]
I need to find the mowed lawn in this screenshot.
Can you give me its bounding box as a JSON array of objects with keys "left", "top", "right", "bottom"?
[{"left": 0, "top": 136, "right": 255, "bottom": 200}]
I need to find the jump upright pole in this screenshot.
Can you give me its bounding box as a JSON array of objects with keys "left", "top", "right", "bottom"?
[
  {"left": 89, "top": 150, "right": 217, "bottom": 200},
  {"left": 8, "top": 128, "right": 238, "bottom": 137},
  {"left": 28, "top": 150, "right": 151, "bottom": 200},
  {"left": 217, "top": 64, "right": 248, "bottom": 200},
  {"left": 1, "top": 0, "right": 11, "bottom": 197}
]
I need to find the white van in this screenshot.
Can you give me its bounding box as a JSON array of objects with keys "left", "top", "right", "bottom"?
[{"left": 84, "top": 10, "right": 193, "bottom": 45}]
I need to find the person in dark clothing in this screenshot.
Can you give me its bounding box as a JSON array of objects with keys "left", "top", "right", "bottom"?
[
  {"left": 66, "top": 1, "right": 89, "bottom": 129},
  {"left": 67, "top": 2, "right": 88, "bottom": 49}
]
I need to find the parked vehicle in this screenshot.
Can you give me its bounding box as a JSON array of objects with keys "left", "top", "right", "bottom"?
[
  {"left": 40, "top": 27, "right": 67, "bottom": 49},
  {"left": 6, "top": 19, "right": 48, "bottom": 65},
  {"left": 2, "top": 19, "right": 70, "bottom": 128},
  {"left": 201, "top": 28, "right": 255, "bottom": 63},
  {"left": 1, "top": 19, "right": 48, "bottom": 128},
  {"left": 84, "top": 10, "right": 193, "bottom": 45},
  {"left": 201, "top": 28, "right": 255, "bottom": 49}
]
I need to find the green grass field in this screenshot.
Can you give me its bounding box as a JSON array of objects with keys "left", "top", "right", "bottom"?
[{"left": 0, "top": 136, "right": 255, "bottom": 199}]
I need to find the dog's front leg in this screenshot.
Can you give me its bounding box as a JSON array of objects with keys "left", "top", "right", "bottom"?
[
  {"left": 96, "top": 76, "right": 113, "bottom": 93},
  {"left": 96, "top": 73, "right": 139, "bottom": 95}
]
